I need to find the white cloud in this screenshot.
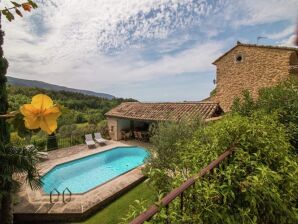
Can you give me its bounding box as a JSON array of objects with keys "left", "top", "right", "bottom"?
[
  {"left": 227, "top": 0, "right": 298, "bottom": 27},
  {"left": 4, "top": 0, "right": 222, "bottom": 90},
  {"left": 128, "top": 41, "right": 224, "bottom": 80},
  {"left": 280, "top": 34, "right": 298, "bottom": 47},
  {"left": 7, "top": 38, "right": 224, "bottom": 92},
  {"left": 267, "top": 25, "right": 295, "bottom": 40},
  {"left": 2, "top": 0, "right": 298, "bottom": 99}
]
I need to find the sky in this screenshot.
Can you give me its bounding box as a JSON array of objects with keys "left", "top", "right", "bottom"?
[{"left": 2, "top": 0, "right": 298, "bottom": 101}]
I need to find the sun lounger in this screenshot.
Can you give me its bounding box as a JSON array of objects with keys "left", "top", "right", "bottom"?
[
  {"left": 85, "top": 134, "right": 96, "bottom": 149},
  {"left": 94, "top": 132, "right": 107, "bottom": 145}
]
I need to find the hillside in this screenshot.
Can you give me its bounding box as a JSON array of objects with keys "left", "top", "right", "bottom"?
[
  {"left": 8, "top": 85, "right": 136, "bottom": 144},
  {"left": 7, "top": 76, "right": 115, "bottom": 100}
]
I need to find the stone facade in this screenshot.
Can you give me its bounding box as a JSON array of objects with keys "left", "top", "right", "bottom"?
[
  {"left": 107, "top": 117, "right": 118, "bottom": 140},
  {"left": 107, "top": 117, "right": 134, "bottom": 141},
  {"left": 212, "top": 43, "right": 298, "bottom": 111}
]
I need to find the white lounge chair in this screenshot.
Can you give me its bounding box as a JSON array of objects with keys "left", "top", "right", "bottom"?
[
  {"left": 94, "top": 132, "right": 107, "bottom": 145},
  {"left": 85, "top": 134, "right": 96, "bottom": 149}
]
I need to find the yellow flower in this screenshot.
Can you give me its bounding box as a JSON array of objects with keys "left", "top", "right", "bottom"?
[{"left": 20, "top": 94, "right": 61, "bottom": 134}]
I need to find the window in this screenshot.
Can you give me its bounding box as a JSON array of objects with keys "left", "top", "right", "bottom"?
[{"left": 235, "top": 54, "right": 244, "bottom": 63}]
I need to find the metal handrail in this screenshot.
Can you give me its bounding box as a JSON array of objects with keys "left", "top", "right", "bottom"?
[
  {"left": 130, "top": 149, "right": 234, "bottom": 224},
  {"left": 62, "top": 187, "right": 72, "bottom": 203},
  {"left": 50, "top": 188, "right": 60, "bottom": 203}
]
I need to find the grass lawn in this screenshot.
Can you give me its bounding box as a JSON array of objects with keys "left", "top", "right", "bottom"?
[{"left": 81, "top": 182, "right": 155, "bottom": 224}]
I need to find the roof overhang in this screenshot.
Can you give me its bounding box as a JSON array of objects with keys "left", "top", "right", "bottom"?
[{"left": 105, "top": 102, "right": 223, "bottom": 122}]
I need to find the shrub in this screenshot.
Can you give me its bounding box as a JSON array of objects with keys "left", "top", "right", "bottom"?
[
  {"left": 10, "top": 132, "right": 27, "bottom": 147},
  {"left": 231, "top": 90, "right": 256, "bottom": 116},
  {"left": 232, "top": 77, "right": 298, "bottom": 150},
  {"left": 30, "top": 131, "right": 47, "bottom": 150},
  {"left": 127, "top": 113, "right": 298, "bottom": 223},
  {"left": 88, "top": 113, "right": 104, "bottom": 125},
  {"left": 75, "top": 112, "right": 86, "bottom": 123},
  {"left": 145, "top": 118, "right": 204, "bottom": 192},
  {"left": 177, "top": 113, "right": 298, "bottom": 224},
  {"left": 98, "top": 120, "right": 109, "bottom": 138},
  {"left": 58, "top": 124, "right": 77, "bottom": 138},
  {"left": 81, "top": 123, "right": 98, "bottom": 134}
]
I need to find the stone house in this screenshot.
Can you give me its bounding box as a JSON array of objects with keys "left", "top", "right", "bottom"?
[
  {"left": 212, "top": 42, "right": 298, "bottom": 111},
  {"left": 105, "top": 102, "right": 222, "bottom": 140}
]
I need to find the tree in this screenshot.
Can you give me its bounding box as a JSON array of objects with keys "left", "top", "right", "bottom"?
[
  {"left": 146, "top": 118, "right": 203, "bottom": 191},
  {"left": 0, "top": 2, "right": 38, "bottom": 223},
  {"left": 88, "top": 112, "right": 104, "bottom": 125},
  {"left": 0, "top": 7, "right": 9, "bottom": 145},
  {"left": 0, "top": 143, "right": 41, "bottom": 224}
]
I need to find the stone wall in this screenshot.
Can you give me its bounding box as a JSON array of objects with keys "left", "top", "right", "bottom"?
[
  {"left": 107, "top": 117, "right": 132, "bottom": 140},
  {"left": 212, "top": 45, "right": 297, "bottom": 111},
  {"left": 107, "top": 117, "right": 118, "bottom": 140}
]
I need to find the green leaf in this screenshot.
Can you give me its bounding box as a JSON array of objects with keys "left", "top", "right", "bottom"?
[
  {"left": 1, "top": 9, "right": 8, "bottom": 16},
  {"left": 28, "top": 0, "right": 38, "bottom": 9},
  {"left": 10, "top": 1, "right": 21, "bottom": 7},
  {"left": 2, "top": 9, "right": 14, "bottom": 22}
]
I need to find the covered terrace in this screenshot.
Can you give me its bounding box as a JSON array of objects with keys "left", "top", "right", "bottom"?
[{"left": 105, "top": 102, "right": 223, "bottom": 141}]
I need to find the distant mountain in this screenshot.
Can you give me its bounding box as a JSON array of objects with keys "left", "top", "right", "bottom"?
[{"left": 7, "top": 76, "right": 115, "bottom": 100}]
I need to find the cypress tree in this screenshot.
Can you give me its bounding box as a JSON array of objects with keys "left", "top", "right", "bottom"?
[
  {"left": 0, "top": 4, "right": 40, "bottom": 223},
  {"left": 0, "top": 13, "right": 9, "bottom": 145},
  {"left": 0, "top": 12, "right": 14, "bottom": 224}
]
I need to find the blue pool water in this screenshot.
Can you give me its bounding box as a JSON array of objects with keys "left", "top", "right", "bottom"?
[{"left": 42, "top": 146, "right": 149, "bottom": 194}]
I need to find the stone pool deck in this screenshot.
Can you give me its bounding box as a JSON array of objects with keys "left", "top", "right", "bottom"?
[{"left": 14, "top": 140, "right": 149, "bottom": 223}]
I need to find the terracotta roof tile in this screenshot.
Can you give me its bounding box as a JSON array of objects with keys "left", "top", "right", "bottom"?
[{"left": 105, "top": 102, "right": 223, "bottom": 121}]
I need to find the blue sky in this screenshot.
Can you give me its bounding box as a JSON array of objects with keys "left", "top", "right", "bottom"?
[{"left": 3, "top": 0, "right": 298, "bottom": 101}]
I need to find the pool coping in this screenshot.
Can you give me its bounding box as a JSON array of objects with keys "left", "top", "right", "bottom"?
[
  {"left": 41, "top": 145, "right": 149, "bottom": 195},
  {"left": 13, "top": 141, "right": 149, "bottom": 223}
]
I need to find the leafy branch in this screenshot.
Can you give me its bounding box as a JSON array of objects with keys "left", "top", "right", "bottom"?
[{"left": 1, "top": 1, "right": 38, "bottom": 22}]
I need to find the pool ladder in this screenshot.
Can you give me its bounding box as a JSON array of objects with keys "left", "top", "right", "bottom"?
[
  {"left": 49, "top": 187, "right": 72, "bottom": 203},
  {"left": 63, "top": 187, "right": 72, "bottom": 203}
]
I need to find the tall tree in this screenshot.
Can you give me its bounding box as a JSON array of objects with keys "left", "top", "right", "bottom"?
[
  {"left": 0, "top": 2, "right": 39, "bottom": 223},
  {"left": 0, "top": 11, "right": 9, "bottom": 145}
]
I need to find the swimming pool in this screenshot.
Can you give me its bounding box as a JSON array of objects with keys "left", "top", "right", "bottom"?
[{"left": 42, "top": 146, "right": 149, "bottom": 194}]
